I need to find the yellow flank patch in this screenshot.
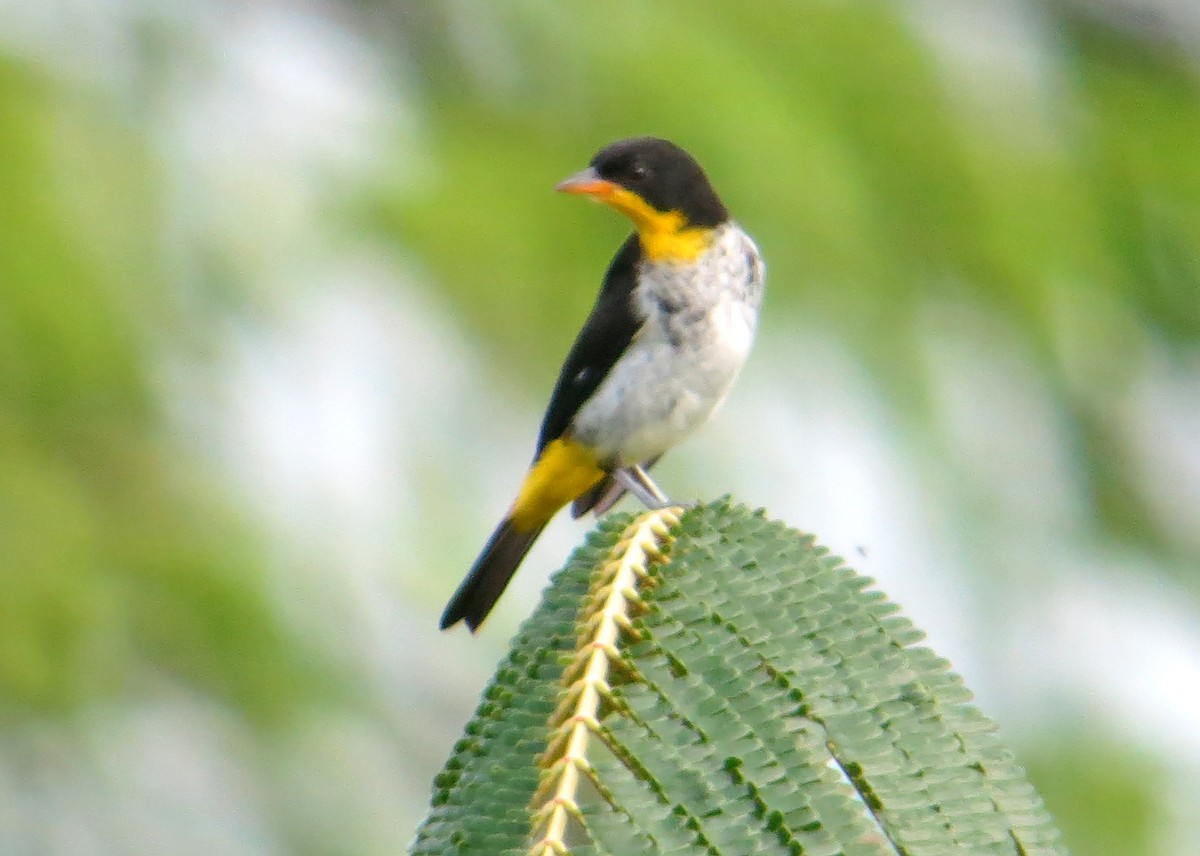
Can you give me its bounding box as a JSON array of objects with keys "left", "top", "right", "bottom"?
[
  {"left": 604, "top": 187, "right": 716, "bottom": 262},
  {"left": 510, "top": 438, "right": 606, "bottom": 531}
]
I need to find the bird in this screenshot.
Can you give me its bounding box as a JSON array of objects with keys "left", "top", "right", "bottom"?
[{"left": 440, "top": 136, "right": 765, "bottom": 632}]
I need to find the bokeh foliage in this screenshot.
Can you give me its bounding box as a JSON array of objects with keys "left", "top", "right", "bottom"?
[{"left": 0, "top": 59, "right": 325, "bottom": 723}]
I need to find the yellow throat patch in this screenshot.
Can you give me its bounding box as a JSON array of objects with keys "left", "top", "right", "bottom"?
[{"left": 603, "top": 187, "right": 716, "bottom": 263}]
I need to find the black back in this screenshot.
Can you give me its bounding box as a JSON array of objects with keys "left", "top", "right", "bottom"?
[{"left": 536, "top": 234, "right": 643, "bottom": 455}]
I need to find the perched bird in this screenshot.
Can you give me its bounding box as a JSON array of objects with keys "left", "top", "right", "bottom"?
[{"left": 440, "top": 137, "right": 765, "bottom": 631}]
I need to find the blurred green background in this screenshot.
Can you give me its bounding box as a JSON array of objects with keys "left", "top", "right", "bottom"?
[{"left": 2, "top": 1, "right": 1198, "bottom": 853}]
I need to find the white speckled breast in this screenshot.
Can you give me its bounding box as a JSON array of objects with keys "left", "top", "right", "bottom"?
[{"left": 571, "top": 222, "right": 765, "bottom": 465}]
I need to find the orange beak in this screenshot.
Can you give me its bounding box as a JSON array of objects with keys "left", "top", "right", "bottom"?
[{"left": 555, "top": 166, "right": 618, "bottom": 198}]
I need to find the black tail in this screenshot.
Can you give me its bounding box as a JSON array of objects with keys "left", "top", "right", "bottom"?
[
  {"left": 440, "top": 518, "right": 546, "bottom": 631},
  {"left": 571, "top": 475, "right": 616, "bottom": 518}
]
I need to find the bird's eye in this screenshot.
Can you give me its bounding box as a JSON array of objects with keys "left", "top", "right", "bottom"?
[{"left": 630, "top": 163, "right": 648, "bottom": 182}]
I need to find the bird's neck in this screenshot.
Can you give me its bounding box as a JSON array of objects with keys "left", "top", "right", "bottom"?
[
  {"left": 601, "top": 187, "right": 718, "bottom": 262},
  {"left": 637, "top": 222, "right": 717, "bottom": 263}
]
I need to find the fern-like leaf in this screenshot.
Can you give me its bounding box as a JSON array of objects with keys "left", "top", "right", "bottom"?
[{"left": 412, "top": 500, "right": 1066, "bottom": 856}]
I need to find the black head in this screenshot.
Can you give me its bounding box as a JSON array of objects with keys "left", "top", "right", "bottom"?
[{"left": 588, "top": 137, "right": 729, "bottom": 228}]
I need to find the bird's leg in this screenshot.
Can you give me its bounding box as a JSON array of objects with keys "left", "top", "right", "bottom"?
[
  {"left": 630, "top": 464, "right": 670, "bottom": 504},
  {"left": 615, "top": 465, "right": 672, "bottom": 509}
]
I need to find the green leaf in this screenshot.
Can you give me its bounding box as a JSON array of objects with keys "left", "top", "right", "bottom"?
[{"left": 413, "top": 501, "right": 1066, "bottom": 855}]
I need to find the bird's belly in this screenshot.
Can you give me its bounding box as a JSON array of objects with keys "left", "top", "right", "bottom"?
[{"left": 570, "top": 301, "right": 755, "bottom": 465}]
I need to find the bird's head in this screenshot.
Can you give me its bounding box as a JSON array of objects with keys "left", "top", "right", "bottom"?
[{"left": 557, "top": 137, "right": 729, "bottom": 262}]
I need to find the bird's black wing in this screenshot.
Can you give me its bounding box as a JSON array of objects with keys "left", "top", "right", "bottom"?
[{"left": 536, "top": 233, "right": 643, "bottom": 455}]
